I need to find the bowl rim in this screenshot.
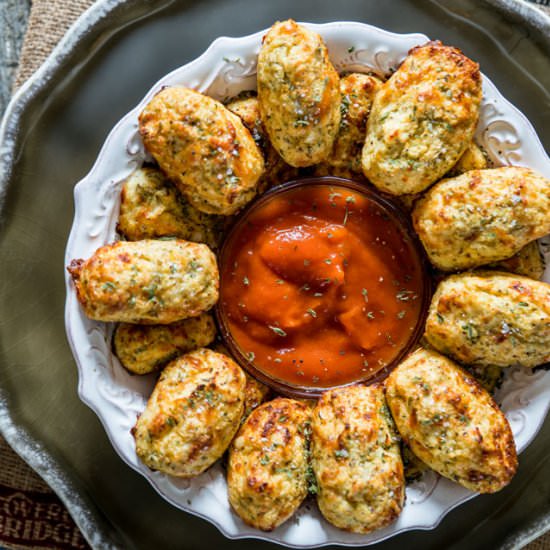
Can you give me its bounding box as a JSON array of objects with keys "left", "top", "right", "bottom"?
[{"left": 215, "top": 175, "right": 433, "bottom": 398}]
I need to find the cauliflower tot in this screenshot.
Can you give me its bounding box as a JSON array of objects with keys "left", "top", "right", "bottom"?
[
  {"left": 68, "top": 239, "right": 218, "bottom": 324},
  {"left": 227, "top": 397, "right": 311, "bottom": 531},
  {"left": 118, "top": 167, "right": 222, "bottom": 248},
  {"left": 113, "top": 313, "right": 216, "bottom": 374},
  {"left": 413, "top": 167, "right": 550, "bottom": 271},
  {"left": 257, "top": 19, "right": 341, "bottom": 167},
  {"left": 385, "top": 347, "right": 517, "bottom": 493},
  {"left": 311, "top": 384, "right": 404, "bottom": 533},
  {"left": 134, "top": 348, "right": 246, "bottom": 477},
  {"left": 139, "top": 87, "right": 264, "bottom": 215},
  {"left": 425, "top": 271, "right": 550, "bottom": 367},
  {"left": 362, "top": 41, "right": 482, "bottom": 195}
]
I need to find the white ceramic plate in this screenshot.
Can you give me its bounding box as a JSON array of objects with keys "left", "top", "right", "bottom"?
[{"left": 64, "top": 21, "right": 550, "bottom": 548}]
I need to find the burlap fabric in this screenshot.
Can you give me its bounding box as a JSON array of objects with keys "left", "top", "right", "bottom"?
[
  {"left": 14, "top": 0, "right": 96, "bottom": 88},
  {"left": 2, "top": 0, "right": 550, "bottom": 548}
]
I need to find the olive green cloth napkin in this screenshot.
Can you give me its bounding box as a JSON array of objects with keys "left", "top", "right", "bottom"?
[{"left": 3, "top": 0, "right": 550, "bottom": 549}]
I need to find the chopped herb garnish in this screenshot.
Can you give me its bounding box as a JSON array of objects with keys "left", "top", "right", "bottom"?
[
  {"left": 436, "top": 313, "right": 444, "bottom": 323},
  {"left": 397, "top": 310, "right": 406, "bottom": 319},
  {"left": 247, "top": 351, "right": 255, "bottom": 362},
  {"left": 462, "top": 322, "right": 479, "bottom": 343},
  {"left": 269, "top": 326, "right": 287, "bottom": 337},
  {"left": 307, "top": 465, "right": 318, "bottom": 495},
  {"left": 348, "top": 46, "right": 355, "bottom": 53},
  {"left": 362, "top": 288, "right": 369, "bottom": 302},
  {"left": 307, "top": 308, "right": 317, "bottom": 318},
  {"left": 102, "top": 281, "right": 116, "bottom": 292},
  {"left": 243, "top": 276, "right": 250, "bottom": 286},
  {"left": 396, "top": 289, "right": 416, "bottom": 301},
  {"left": 145, "top": 283, "right": 158, "bottom": 300},
  {"left": 334, "top": 449, "right": 349, "bottom": 459}
]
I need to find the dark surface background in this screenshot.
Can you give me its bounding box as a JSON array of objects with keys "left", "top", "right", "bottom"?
[{"left": 0, "top": 0, "right": 549, "bottom": 548}]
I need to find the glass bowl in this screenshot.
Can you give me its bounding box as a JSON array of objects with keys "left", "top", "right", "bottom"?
[{"left": 215, "top": 176, "right": 432, "bottom": 398}]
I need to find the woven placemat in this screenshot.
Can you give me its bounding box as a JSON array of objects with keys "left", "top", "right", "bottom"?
[
  {"left": 13, "top": 0, "right": 95, "bottom": 88},
  {"left": 3, "top": 0, "right": 550, "bottom": 549}
]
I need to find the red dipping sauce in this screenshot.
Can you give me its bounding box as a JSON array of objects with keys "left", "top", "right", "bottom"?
[{"left": 216, "top": 178, "right": 429, "bottom": 397}]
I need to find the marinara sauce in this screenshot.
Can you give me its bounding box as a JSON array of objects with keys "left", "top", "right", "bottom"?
[{"left": 218, "top": 179, "right": 428, "bottom": 393}]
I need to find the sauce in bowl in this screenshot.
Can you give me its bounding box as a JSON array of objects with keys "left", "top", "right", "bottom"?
[{"left": 216, "top": 178, "right": 430, "bottom": 396}]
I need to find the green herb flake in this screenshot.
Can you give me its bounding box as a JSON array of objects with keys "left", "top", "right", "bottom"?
[
  {"left": 243, "top": 276, "right": 250, "bottom": 286},
  {"left": 269, "top": 326, "right": 287, "bottom": 337},
  {"left": 334, "top": 449, "right": 349, "bottom": 459},
  {"left": 396, "top": 290, "right": 416, "bottom": 301},
  {"left": 397, "top": 310, "right": 406, "bottom": 319},
  {"left": 306, "top": 308, "right": 317, "bottom": 318},
  {"left": 461, "top": 322, "right": 479, "bottom": 344},
  {"left": 145, "top": 283, "right": 158, "bottom": 300},
  {"left": 343, "top": 207, "right": 349, "bottom": 226},
  {"left": 307, "top": 465, "right": 318, "bottom": 495}
]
